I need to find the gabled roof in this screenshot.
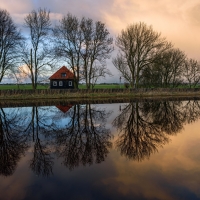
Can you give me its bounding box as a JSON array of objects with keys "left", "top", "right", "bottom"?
[{"left": 49, "top": 66, "right": 74, "bottom": 80}]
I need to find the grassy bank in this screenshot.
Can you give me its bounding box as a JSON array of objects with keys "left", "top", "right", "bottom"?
[
  {"left": 1, "top": 88, "right": 200, "bottom": 100},
  {"left": 1, "top": 96, "right": 200, "bottom": 108}
]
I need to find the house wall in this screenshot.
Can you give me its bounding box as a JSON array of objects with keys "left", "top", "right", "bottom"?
[{"left": 50, "top": 79, "right": 74, "bottom": 89}]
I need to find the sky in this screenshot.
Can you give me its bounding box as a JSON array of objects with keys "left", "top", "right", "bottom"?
[{"left": 1, "top": 0, "right": 200, "bottom": 83}]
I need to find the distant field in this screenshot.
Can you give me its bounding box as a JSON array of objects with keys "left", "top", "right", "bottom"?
[
  {"left": 0, "top": 84, "right": 49, "bottom": 90},
  {"left": 79, "top": 84, "right": 125, "bottom": 89},
  {"left": 1, "top": 84, "right": 199, "bottom": 90},
  {"left": 0, "top": 84, "right": 125, "bottom": 90}
]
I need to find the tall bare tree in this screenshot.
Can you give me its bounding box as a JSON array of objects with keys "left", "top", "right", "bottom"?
[
  {"left": 113, "top": 22, "right": 170, "bottom": 88},
  {"left": 80, "top": 18, "right": 113, "bottom": 89},
  {"left": 0, "top": 9, "right": 23, "bottom": 82},
  {"left": 53, "top": 14, "right": 113, "bottom": 89},
  {"left": 21, "top": 8, "right": 56, "bottom": 89},
  {"left": 183, "top": 58, "right": 200, "bottom": 88},
  {"left": 53, "top": 14, "right": 82, "bottom": 89}
]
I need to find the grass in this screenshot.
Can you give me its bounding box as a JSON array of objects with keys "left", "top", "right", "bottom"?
[
  {"left": 0, "top": 84, "right": 125, "bottom": 90},
  {"left": 0, "top": 84, "right": 49, "bottom": 90},
  {"left": 79, "top": 84, "right": 125, "bottom": 89},
  {"left": 1, "top": 83, "right": 199, "bottom": 90},
  {"left": 1, "top": 87, "right": 200, "bottom": 101}
]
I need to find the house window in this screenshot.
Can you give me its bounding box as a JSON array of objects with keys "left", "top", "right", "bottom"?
[
  {"left": 53, "top": 81, "right": 57, "bottom": 86},
  {"left": 59, "top": 81, "right": 63, "bottom": 86},
  {"left": 61, "top": 73, "right": 66, "bottom": 77},
  {"left": 68, "top": 81, "right": 72, "bottom": 86}
]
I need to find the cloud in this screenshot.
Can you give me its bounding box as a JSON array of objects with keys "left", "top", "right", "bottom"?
[
  {"left": 1, "top": 0, "right": 33, "bottom": 14},
  {"left": 1, "top": 0, "right": 200, "bottom": 82},
  {"left": 186, "top": 4, "right": 200, "bottom": 26}
]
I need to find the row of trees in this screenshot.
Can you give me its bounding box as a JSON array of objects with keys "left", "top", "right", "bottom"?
[
  {"left": 1, "top": 8, "right": 200, "bottom": 89},
  {"left": 0, "top": 8, "right": 113, "bottom": 89},
  {"left": 113, "top": 22, "right": 200, "bottom": 88}
]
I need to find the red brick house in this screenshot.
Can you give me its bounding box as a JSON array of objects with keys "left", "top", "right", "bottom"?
[{"left": 49, "top": 66, "right": 74, "bottom": 89}]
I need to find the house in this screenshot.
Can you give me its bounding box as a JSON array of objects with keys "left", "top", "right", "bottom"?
[{"left": 49, "top": 66, "right": 74, "bottom": 89}]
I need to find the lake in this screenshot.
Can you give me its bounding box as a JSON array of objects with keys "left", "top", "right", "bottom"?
[{"left": 1, "top": 98, "right": 200, "bottom": 200}]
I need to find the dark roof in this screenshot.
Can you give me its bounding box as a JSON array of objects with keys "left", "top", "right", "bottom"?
[{"left": 49, "top": 66, "right": 74, "bottom": 80}]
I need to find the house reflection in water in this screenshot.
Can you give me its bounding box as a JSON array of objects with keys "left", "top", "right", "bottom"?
[{"left": 56, "top": 105, "right": 73, "bottom": 113}]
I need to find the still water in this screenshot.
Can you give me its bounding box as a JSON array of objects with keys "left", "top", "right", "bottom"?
[{"left": 1, "top": 99, "right": 200, "bottom": 200}]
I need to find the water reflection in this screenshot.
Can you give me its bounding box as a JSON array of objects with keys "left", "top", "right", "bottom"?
[
  {"left": 183, "top": 100, "right": 200, "bottom": 124},
  {"left": 54, "top": 104, "right": 112, "bottom": 170},
  {"left": 26, "top": 106, "right": 54, "bottom": 177},
  {"left": 0, "top": 108, "right": 28, "bottom": 176},
  {"left": 1, "top": 99, "right": 200, "bottom": 178},
  {"left": 0, "top": 103, "right": 112, "bottom": 177},
  {"left": 113, "top": 100, "right": 200, "bottom": 161},
  {"left": 142, "top": 100, "right": 185, "bottom": 135}
]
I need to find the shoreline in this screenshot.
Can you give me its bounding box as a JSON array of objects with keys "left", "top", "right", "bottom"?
[
  {"left": 1, "top": 89, "right": 200, "bottom": 107},
  {"left": 1, "top": 88, "right": 200, "bottom": 100}
]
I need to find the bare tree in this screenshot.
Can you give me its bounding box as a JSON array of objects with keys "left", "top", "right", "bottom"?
[
  {"left": 80, "top": 18, "right": 113, "bottom": 89},
  {"left": 113, "top": 22, "right": 170, "bottom": 88},
  {"left": 53, "top": 14, "right": 82, "bottom": 88},
  {"left": 155, "top": 48, "right": 186, "bottom": 87},
  {"left": 21, "top": 8, "right": 56, "bottom": 89},
  {"left": 0, "top": 9, "right": 23, "bottom": 82},
  {"left": 53, "top": 14, "right": 113, "bottom": 89},
  {"left": 183, "top": 58, "right": 200, "bottom": 88},
  {"left": 89, "top": 63, "right": 111, "bottom": 89}
]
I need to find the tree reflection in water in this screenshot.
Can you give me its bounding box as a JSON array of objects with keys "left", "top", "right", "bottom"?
[
  {"left": 113, "top": 102, "right": 169, "bottom": 161},
  {"left": 0, "top": 103, "right": 112, "bottom": 176},
  {"left": 113, "top": 100, "right": 200, "bottom": 161},
  {"left": 141, "top": 100, "right": 185, "bottom": 135},
  {"left": 0, "top": 108, "right": 28, "bottom": 176},
  {"left": 1, "top": 99, "right": 200, "bottom": 177},
  {"left": 25, "top": 106, "right": 55, "bottom": 177},
  {"left": 182, "top": 100, "right": 200, "bottom": 124},
  {"left": 54, "top": 104, "right": 112, "bottom": 170}
]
